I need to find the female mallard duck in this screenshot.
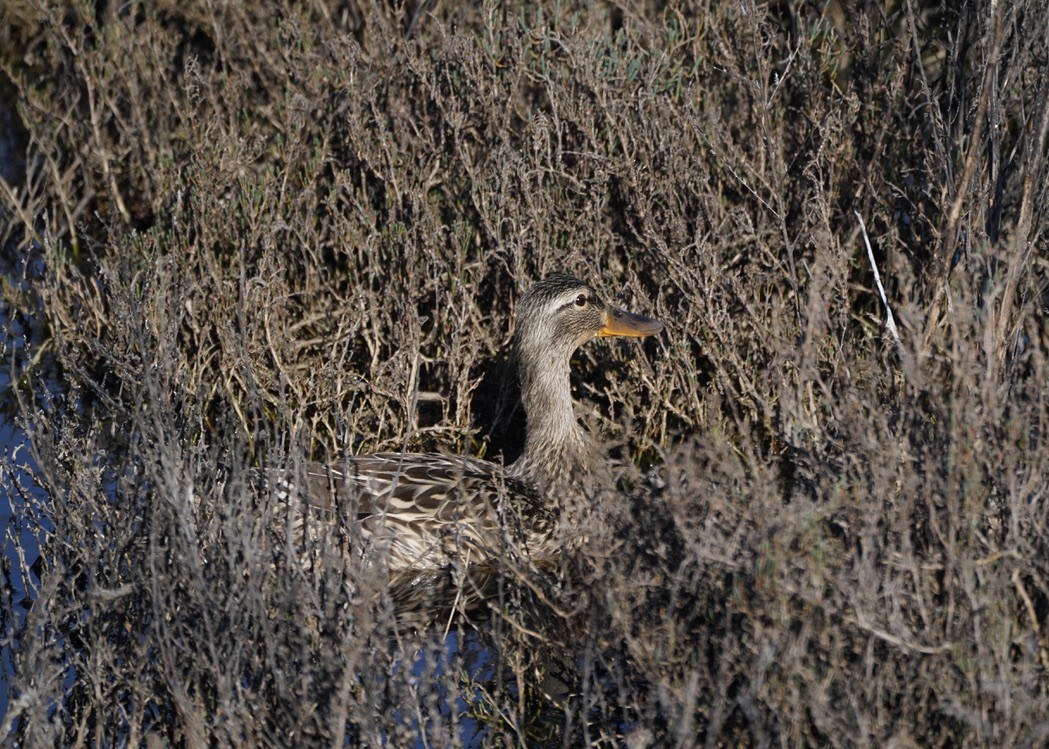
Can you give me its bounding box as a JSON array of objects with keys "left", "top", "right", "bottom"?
[{"left": 283, "top": 275, "right": 661, "bottom": 587}]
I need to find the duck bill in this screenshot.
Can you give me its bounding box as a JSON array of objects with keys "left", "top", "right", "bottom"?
[{"left": 598, "top": 306, "right": 664, "bottom": 338}]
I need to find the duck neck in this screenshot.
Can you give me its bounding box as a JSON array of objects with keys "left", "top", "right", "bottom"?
[{"left": 516, "top": 347, "right": 591, "bottom": 495}]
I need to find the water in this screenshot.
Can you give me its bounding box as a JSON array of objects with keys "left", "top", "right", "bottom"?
[
  {"left": 0, "top": 410, "right": 43, "bottom": 730},
  {"left": 0, "top": 77, "right": 39, "bottom": 733}
]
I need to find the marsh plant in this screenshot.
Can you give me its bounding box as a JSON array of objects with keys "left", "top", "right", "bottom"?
[{"left": 2, "top": 1, "right": 1049, "bottom": 745}]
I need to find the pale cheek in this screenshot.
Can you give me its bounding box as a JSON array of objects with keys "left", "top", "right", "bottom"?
[{"left": 575, "top": 330, "right": 598, "bottom": 349}]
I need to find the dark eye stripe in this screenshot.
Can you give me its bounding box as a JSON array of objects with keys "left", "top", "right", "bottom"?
[{"left": 555, "top": 290, "right": 597, "bottom": 312}]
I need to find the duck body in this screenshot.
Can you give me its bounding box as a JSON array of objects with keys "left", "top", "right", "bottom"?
[
  {"left": 294, "top": 452, "right": 552, "bottom": 573},
  {"left": 282, "top": 275, "right": 662, "bottom": 584}
]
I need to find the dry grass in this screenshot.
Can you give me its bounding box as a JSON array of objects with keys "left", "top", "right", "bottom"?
[{"left": 2, "top": 0, "right": 1049, "bottom": 745}]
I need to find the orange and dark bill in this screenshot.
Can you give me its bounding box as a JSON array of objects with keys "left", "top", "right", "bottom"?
[{"left": 598, "top": 306, "right": 663, "bottom": 337}]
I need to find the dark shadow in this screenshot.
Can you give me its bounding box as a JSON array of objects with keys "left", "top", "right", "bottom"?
[{"left": 469, "top": 346, "right": 526, "bottom": 465}]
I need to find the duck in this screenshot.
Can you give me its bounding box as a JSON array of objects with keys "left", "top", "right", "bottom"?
[{"left": 278, "top": 274, "right": 662, "bottom": 598}]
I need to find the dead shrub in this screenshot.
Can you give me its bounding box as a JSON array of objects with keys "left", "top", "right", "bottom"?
[{"left": 2, "top": 0, "right": 1049, "bottom": 745}]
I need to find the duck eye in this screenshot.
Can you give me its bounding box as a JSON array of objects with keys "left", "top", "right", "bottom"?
[{"left": 574, "top": 294, "right": 588, "bottom": 307}]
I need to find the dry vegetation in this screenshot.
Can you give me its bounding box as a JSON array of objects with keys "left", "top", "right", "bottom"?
[{"left": 2, "top": 0, "right": 1049, "bottom": 745}]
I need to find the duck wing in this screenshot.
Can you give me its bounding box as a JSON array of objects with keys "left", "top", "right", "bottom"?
[{"left": 288, "top": 453, "right": 552, "bottom": 571}]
